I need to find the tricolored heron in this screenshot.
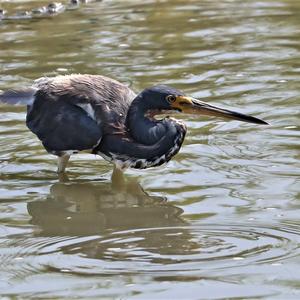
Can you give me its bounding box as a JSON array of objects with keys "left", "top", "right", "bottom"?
[{"left": 0, "top": 74, "right": 267, "bottom": 173}]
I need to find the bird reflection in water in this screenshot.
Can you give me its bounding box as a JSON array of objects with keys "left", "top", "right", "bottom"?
[
  {"left": 28, "top": 169, "right": 184, "bottom": 236},
  {"left": 27, "top": 170, "right": 205, "bottom": 262}
]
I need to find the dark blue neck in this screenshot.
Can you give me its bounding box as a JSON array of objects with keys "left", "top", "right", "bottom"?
[
  {"left": 126, "top": 94, "right": 167, "bottom": 145},
  {"left": 98, "top": 93, "right": 187, "bottom": 166}
]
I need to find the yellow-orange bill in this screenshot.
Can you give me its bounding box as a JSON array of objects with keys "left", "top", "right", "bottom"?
[{"left": 173, "top": 96, "right": 268, "bottom": 125}]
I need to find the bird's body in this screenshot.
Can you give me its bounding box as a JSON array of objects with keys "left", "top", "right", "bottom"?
[{"left": 0, "top": 74, "right": 267, "bottom": 173}]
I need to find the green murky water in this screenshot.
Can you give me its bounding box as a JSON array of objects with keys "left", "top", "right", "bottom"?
[{"left": 0, "top": 0, "right": 300, "bottom": 298}]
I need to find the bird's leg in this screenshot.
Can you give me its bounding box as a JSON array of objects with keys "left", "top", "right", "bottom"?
[
  {"left": 111, "top": 165, "right": 125, "bottom": 190},
  {"left": 57, "top": 154, "right": 70, "bottom": 173},
  {"left": 111, "top": 166, "right": 143, "bottom": 195},
  {"left": 58, "top": 172, "right": 70, "bottom": 183}
]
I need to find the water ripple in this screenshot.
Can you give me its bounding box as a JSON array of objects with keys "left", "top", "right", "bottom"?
[{"left": 4, "top": 223, "right": 295, "bottom": 277}]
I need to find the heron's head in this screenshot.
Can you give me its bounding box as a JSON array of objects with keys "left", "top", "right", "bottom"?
[{"left": 140, "top": 85, "right": 268, "bottom": 125}]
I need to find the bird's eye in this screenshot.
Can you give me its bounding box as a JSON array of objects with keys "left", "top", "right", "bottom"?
[{"left": 166, "top": 95, "right": 176, "bottom": 103}]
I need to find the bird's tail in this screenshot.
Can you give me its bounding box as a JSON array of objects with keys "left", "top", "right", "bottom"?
[{"left": 0, "top": 87, "right": 36, "bottom": 106}]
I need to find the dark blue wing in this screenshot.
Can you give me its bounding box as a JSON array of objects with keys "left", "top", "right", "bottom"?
[{"left": 26, "top": 98, "right": 102, "bottom": 153}]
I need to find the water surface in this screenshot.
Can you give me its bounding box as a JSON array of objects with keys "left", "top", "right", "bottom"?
[{"left": 0, "top": 0, "right": 300, "bottom": 299}]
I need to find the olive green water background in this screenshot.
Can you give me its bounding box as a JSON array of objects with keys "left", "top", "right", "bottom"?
[{"left": 0, "top": 0, "right": 300, "bottom": 299}]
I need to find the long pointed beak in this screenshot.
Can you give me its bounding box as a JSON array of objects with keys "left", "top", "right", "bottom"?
[{"left": 174, "top": 96, "right": 268, "bottom": 125}]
